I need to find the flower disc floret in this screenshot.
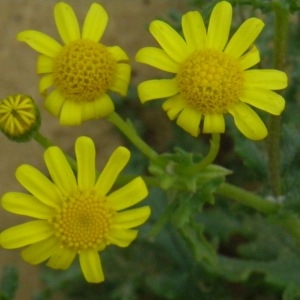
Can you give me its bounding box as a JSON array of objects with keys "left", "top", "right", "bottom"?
[
  {"left": 52, "top": 189, "right": 114, "bottom": 250},
  {"left": 177, "top": 50, "right": 244, "bottom": 114},
  {"left": 53, "top": 40, "right": 117, "bottom": 103}
]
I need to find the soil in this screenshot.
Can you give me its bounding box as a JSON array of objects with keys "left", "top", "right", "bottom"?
[{"left": 0, "top": 0, "right": 186, "bottom": 298}]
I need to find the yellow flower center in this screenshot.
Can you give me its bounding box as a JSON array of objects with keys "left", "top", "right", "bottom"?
[
  {"left": 0, "top": 95, "right": 38, "bottom": 137},
  {"left": 176, "top": 50, "right": 244, "bottom": 114},
  {"left": 53, "top": 40, "right": 117, "bottom": 103},
  {"left": 51, "top": 189, "right": 115, "bottom": 251}
]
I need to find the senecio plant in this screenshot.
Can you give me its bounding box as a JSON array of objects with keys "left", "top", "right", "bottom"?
[{"left": 0, "top": 0, "right": 299, "bottom": 298}]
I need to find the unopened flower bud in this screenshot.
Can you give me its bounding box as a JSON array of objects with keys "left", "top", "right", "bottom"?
[{"left": 0, "top": 94, "right": 41, "bottom": 142}]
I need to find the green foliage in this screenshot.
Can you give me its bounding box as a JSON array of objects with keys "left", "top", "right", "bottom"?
[
  {"left": 189, "top": 0, "right": 300, "bottom": 13},
  {"left": 0, "top": 267, "right": 18, "bottom": 300},
  {"left": 149, "top": 148, "right": 231, "bottom": 192}
]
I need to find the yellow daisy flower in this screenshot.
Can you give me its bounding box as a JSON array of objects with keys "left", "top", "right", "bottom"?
[
  {"left": 136, "top": 1, "right": 287, "bottom": 140},
  {"left": 0, "top": 136, "right": 150, "bottom": 283},
  {"left": 17, "top": 2, "right": 131, "bottom": 125},
  {"left": 0, "top": 94, "right": 40, "bottom": 142}
]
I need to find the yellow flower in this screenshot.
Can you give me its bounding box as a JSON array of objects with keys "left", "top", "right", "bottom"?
[
  {"left": 0, "top": 94, "right": 40, "bottom": 142},
  {"left": 136, "top": 1, "right": 287, "bottom": 140},
  {"left": 17, "top": 2, "right": 131, "bottom": 125},
  {"left": 0, "top": 136, "right": 150, "bottom": 283}
]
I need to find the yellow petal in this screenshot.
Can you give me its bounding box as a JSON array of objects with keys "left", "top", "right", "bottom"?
[
  {"left": 203, "top": 114, "right": 225, "bottom": 133},
  {"left": 44, "top": 146, "right": 77, "bottom": 195},
  {"left": 149, "top": 20, "right": 190, "bottom": 62},
  {"left": 79, "top": 249, "right": 104, "bottom": 283},
  {"left": 240, "top": 88, "right": 285, "bottom": 115},
  {"left": 225, "top": 18, "right": 264, "bottom": 58},
  {"left": 110, "top": 63, "right": 131, "bottom": 96},
  {"left": 176, "top": 107, "right": 201, "bottom": 137},
  {"left": 95, "top": 147, "right": 130, "bottom": 196},
  {"left": 59, "top": 100, "right": 82, "bottom": 125},
  {"left": 54, "top": 2, "right": 80, "bottom": 44},
  {"left": 238, "top": 46, "right": 260, "bottom": 70},
  {"left": 16, "top": 164, "right": 62, "bottom": 208},
  {"left": 244, "top": 69, "right": 288, "bottom": 90},
  {"left": 228, "top": 102, "right": 267, "bottom": 140},
  {"left": 47, "top": 246, "right": 76, "bottom": 270},
  {"left": 108, "top": 228, "right": 138, "bottom": 247},
  {"left": 137, "top": 79, "right": 178, "bottom": 103},
  {"left": 21, "top": 237, "right": 58, "bottom": 265},
  {"left": 0, "top": 220, "right": 53, "bottom": 249},
  {"left": 182, "top": 11, "right": 206, "bottom": 51},
  {"left": 17, "top": 30, "right": 62, "bottom": 57},
  {"left": 207, "top": 1, "right": 232, "bottom": 51},
  {"left": 82, "top": 3, "right": 108, "bottom": 42},
  {"left": 2, "top": 192, "right": 55, "bottom": 219},
  {"left": 37, "top": 55, "right": 54, "bottom": 74},
  {"left": 113, "top": 206, "right": 151, "bottom": 229},
  {"left": 39, "top": 74, "right": 53, "bottom": 95},
  {"left": 44, "top": 89, "right": 65, "bottom": 117},
  {"left": 75, "top": 136, "right": 95, "bottom": 189},
  {"left": 81, "top": 94, "right": 114, "bottom": 121},
  {"left": 108, "top": 46, "right": 129, "bottom": 63},
  {"left": 96, "top": 94, "right": 115, "bottom": 117},
  {"left": 107, "top": 177, "right": 148, "bottom": 211},
  {"left": 135, "top": 47, "right": 178, "bottom": 73},
  {"left": 162, "top": 94, "right": 186, "bottom": 120}
]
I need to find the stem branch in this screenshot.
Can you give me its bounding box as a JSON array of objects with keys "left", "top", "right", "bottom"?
[
  {"left": 216, "top": 182, "right": 280, "bottom": 215},
  {"left": 107, "top": 112, "right": 158, "bottom": 161},
  {"left": 185, "top": 133, "right": 220, "bottom": 174}
]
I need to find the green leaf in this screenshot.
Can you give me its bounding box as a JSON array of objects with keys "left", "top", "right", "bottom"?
[
  {"left": 0, "top": 266, "right": 18, "bottom": 300},
  {"left": 283, "top": 283, "right": 300, "bottom": 300},
  {"left": 179, "top": 223, "right": 217, "bottom": 267},
  {"left": 149, "top": 148, "right": 231, "bottom": 193}
]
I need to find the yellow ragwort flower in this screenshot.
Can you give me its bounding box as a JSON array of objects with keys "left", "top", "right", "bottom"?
[
  {"left": 136, "top": 1, "right": 287, "bottom": 140},
  {"left": 17, "top": 2, "right": 131, "bottom": 125},
  {"left": 0, "top": 94, "right": 40, "bottom": 142},
  {"left": 0, "top": 136, "right": 150, "bottom": 283}
]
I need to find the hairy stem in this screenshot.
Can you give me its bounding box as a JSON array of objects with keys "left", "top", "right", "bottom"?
[
  {"left": 216, "top": 182, "right": 280, "bottom": 215},
  {"left": 267, "top": 2, "right": 289, "bottom": 196},
  {"left": 108, "top": 112, "right": 158, "bottom": 161},
  {"left": 185, "top": 133, "right": 220, "bottom": 175}
]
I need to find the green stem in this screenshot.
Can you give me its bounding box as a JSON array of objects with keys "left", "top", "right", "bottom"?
[
  {"left": 33, "top": 131, "right": 54, "bottom": 148},
  {"left": 107, "top": 112, "right": 158, "bottom": 161},
  {"left": 34, "top": 131, "right": 78, "bottom": 172},
  {"left": 268, "top": 2, "right": 289, "bottom": 196},
  {"left": 185, "top": 133, "right": 220, "bottom": 174},
  {"left": 216, "top": 182, "right": 280, "bottom": 215}
]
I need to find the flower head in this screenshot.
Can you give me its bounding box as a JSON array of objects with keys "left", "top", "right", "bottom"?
[
  {"left": 17, "top": 2, "right": 131, "bottom": 125},
  {"left": 136, "top": 1, "right": 287, "bottom": 140},
  {"left": 0, "top": 136, "right": 150, "bottom": 283},
  {"left": 0, "top": 94, "right": 40, "bottom": 142}
]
